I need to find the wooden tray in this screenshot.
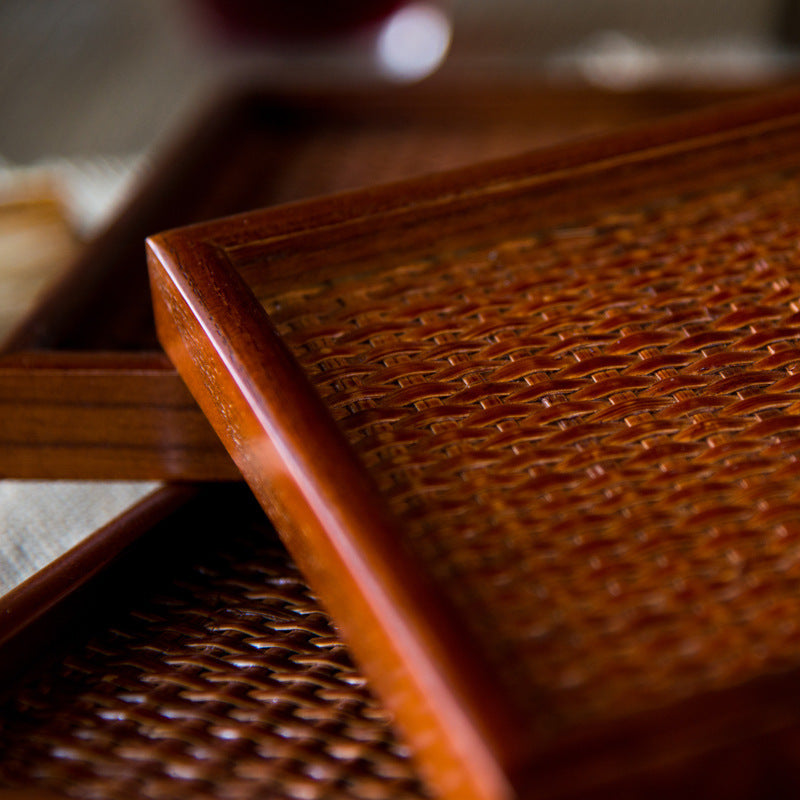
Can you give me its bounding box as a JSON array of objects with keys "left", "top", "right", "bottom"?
[
  {"left": 1, "top": 77, "right": 739, "bottom": 700},
  {"left": 0, "top": 82, "right": 743, "bottom": 800},
  {"left": 0, "top": 82, "right": 748, "bottom": 480},
  {"left": 150, "top": 88, "right": 800, "bottom": 800}
]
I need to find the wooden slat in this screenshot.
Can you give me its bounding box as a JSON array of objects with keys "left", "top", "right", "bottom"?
[{"left": 0, "top": 352, "right": 236, "bottom": 480}]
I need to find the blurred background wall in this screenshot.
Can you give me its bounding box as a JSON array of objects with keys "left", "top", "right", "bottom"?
[{"left": 1, "top": 0, "right": 797, "bottom": 161}]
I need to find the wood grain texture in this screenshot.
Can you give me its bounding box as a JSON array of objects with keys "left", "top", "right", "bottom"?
[
  {"left": 149, "top": 87, "right": 800, "bottom": 799},
  {"left": 0, "top": 83, "right": 749, "bottom": 479},
  {"left": 0, "top": 82, "right": 761, "bottom": 798},
  {"left": 0, "top": 352, "right": 235, "bottom": 480}
]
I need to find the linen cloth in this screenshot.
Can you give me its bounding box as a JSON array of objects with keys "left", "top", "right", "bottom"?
[{"left": 0, "top": 158, "right": 159, "bottom": 598}]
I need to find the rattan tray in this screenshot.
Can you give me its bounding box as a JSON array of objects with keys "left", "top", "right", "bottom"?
[
  {"left": 1, "top": 81, "right": 731, "bottom": 800},
  {"left": 0, "top": 487, "right": 429, "bottom": 800},
  {"left": 150, "top": 88, "right": 800, "bottom": 799},
  {"left": 1, "top": 76, "right": 730, "bottom": 710}
]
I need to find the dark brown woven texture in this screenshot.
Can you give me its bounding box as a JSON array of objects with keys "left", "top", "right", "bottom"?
[
  {"left": 259, "top": 165, "right": 800, "bottom": 740},
  {"left": 0, "top": 500, "right": 427, "bottom": 800}
]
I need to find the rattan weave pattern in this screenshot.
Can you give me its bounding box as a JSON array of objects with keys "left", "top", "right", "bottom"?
[
  {"left": 259, "top": 167, "right": 800, "bottom": 738},
  {"left": 0, "top": 511, "right": 427, "bottom": 800}
]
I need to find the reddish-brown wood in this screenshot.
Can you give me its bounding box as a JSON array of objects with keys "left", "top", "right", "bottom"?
[
  {"left": 149, "top": 87, "right": 800, "bottom": 800},
  {"left": 0, "top": 82, "right": 765, "bottom": 799},
  {"left": 0, "top": 83, "right": 749, "bottom": 680},
  {"left": 0, "top": 352, "right": 235, "bottom": 480},
  {"left": 0, "top": 83, "right": 750, "bottom": 479}
]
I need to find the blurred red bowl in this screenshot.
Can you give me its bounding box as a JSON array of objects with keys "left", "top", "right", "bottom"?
[{"left": 193, "top": 0, "right": 406, "bottom": 42}]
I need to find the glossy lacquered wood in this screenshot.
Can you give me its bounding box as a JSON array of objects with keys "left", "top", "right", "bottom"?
[
  {"left": 0, "top": 352, "right": 234, "bottom": 480},
  {"left": 0, "top": 80, "right": 715, "bottom": 799},
  {"left": 0, "top": 83, "right": 751, "bottom": 480},
  {"left": 150, "top": 87, "right": 800, "bottom": 800}
]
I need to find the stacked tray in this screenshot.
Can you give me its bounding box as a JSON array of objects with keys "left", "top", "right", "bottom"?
[{"left": 0, "top": 82, "right": 752, "bottom": 799}]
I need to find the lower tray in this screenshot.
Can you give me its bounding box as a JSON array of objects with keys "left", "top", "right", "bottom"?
[{"left": 0, "top": 487, "right": 428, "bottom": 800}]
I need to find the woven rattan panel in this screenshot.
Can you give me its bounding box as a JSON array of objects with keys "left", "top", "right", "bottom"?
[
  {"left": 0, "top": 503, "right": 427, "bottom": 800},
  {"left": 259, "top": 166, "right": 800, "bottom": 740}
]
